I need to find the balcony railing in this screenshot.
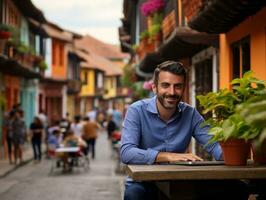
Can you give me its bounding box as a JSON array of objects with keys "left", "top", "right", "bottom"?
[
  {"left": 162, "top": 10, "right": 176, "bottom": 40},
  {"left": 67, "top": 80, "right": 82, "bottom": 94},
  {"left": 183, "top": 0, "right": 205, "bottom": 22}
]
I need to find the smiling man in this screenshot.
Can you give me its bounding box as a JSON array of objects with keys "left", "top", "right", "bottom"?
[{"left": 120, "top": 61, "right": 248, "bottom": 200}]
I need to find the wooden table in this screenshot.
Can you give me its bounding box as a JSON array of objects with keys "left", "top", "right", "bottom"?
[
  {"left": 55, "top": 147, "right": 79, "bottom": 153},
  {"left": 126, "top": 164, "right": 266, "bottom": 199}
]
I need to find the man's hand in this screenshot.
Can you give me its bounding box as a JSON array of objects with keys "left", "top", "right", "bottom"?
[{"left": 155, "top": 152, "right": 203, "bottom": 163}]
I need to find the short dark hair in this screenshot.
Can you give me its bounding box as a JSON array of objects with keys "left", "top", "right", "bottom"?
[{"left": 153, "top": 61, "right": 187, "bottom": 85}]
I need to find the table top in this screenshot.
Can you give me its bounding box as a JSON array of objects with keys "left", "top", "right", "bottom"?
[
  {"left": 126, "top": 164, "right": 266, "bottom": 181},
  {"left": 55, "top": 147, "right": 79, "bottom": 153}
]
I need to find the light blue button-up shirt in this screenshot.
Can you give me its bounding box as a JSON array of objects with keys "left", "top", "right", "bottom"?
[{"left": 120, "top": 96, "right": 222, "bottom": 164}]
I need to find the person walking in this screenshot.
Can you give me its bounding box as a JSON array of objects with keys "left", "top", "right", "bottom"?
[
  {"left": 4, "top": 111, "right": 15, "bottom": 164},
  {"left": 70, "top": 115, "right": 83, "bottom": 138},
  {"left": 120, "top": 61, "right": 248, "bottom": 200},
  {"left": 82, "top": 117, "right": 99, "bottom": 159},
  {"left": 106, "top": 114, "right": 116, "bottom": 139},
  {"left": 112, "top": 105, "right": 123, "bottom": 130},
  {"left": 11, "top": 110, "right": 26, "bottom": 165},
  {"left": 29, "top": 116, "right": 44, "bottom": 163}
]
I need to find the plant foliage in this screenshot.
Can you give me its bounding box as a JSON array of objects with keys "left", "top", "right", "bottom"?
[{"left": 197, "top": 71, "right": 265, "bottom": 143}]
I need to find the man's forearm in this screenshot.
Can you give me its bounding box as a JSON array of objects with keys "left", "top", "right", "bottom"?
[
  {"left": 120, "top": 146, "right": 159, "bottom": 164},
  {"left": 155, "top": 152, "right": 203, "bottom": 163}
]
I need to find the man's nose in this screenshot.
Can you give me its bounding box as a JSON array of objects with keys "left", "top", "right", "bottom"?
[{"left": 168, "top": 86, "right": 176, "bottom": 95}]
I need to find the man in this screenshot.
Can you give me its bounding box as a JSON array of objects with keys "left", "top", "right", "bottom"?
[
  {"left": 112, "top": 105, "right": 123, "bottom": 130},
  {"left": 82, "top": 117, "right": 99, "bottom": 159},
  {"left": 120, "top": 61, "right": 248, "bottom": 200}
]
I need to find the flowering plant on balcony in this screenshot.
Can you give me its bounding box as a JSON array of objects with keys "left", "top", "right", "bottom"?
[
  {"left": 141, "top": 0, "right": 165, "bottom": 17},
  {"left": 143, "top": 80, "right": 153, "bottom": 90},
  {"left": 0, "top": 24, "right": 12, "bottom": 39}
]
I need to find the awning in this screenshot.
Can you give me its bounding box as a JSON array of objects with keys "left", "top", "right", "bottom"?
[
  {"left": 139, "top": 27, "right": 218, "bottom": 73},
  {"left": 12, "top": 0, "right": 46, "bottom": 23},
  {"left": 0, "top": 55, "right": 41, "bottom": 79},
  {"left": 188, "top": 0, "right": 266, "bottom": 33},
  {"left": 40, "top": 77, "right": 68, "bottom": 84}
]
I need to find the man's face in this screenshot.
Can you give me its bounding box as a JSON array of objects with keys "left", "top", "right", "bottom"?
[{"left": 152, "top": 71, "right": 185, "bottom": 110}]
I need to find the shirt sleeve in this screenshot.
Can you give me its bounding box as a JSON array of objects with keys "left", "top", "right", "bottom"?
[
  {"left": 192, "top": 109, "right": 223, "bottom": 160},
  {"left": 120, "top": 106, "right": 159, "bottom": 164}
]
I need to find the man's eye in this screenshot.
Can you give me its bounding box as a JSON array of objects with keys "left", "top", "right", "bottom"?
[
  {"left": 174, "top": 84, "right": 183, "bottom": 89},
  {"left": 161, "top": 84, "right": 169, "bottom": 88}
]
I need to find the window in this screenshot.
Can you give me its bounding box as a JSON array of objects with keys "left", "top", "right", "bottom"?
[
  {"left": 52, "top": 42, "right": 56, "bottom": 65},
  {"left": 231, "top": 36, "right": 250, "bottom": 79},
  {"left": 59, "top": 44, "right": 64, "bottom": 66},
  {"left": 97, "top": 73, "right": 103, "bottom": 88},
  {"left": 83, "top": 71, "right": 88, "bottom": 85},
  {"left": 110, "top": 77, "right": 114, "bottom": 88}
]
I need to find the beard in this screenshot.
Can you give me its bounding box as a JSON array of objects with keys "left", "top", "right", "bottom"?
[{"left": 157, "top": 93, "right": 181, "bottom": 110}]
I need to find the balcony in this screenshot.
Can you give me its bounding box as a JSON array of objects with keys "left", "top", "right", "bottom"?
[
  {"left": 95, "top": 87, "right": 104, "bottom": 97},
  {"left": 116, "top": 87, "right": 129, "bottom": 97},
  {"left": 162, "top": 10, "right": 176, "bottom": 40},
  {"left": 183, "top": 0, "right": 204, "bottom": 22},
  {"left": 67, "top": 79, "right": 82, "bottom": 94},
  {"left": 183, "top": 0, "right": 266, "bottom": 33}
]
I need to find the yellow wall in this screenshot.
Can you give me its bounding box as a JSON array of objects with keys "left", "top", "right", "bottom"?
[
  {"left": 103, "top": 76, "right": 116, "bottom": 99},
  {"left": 219, "top": 7, "right": 266, "bottom": 89},
  {"left": 80, "top": 69, "right": 95, "bottom": 96},
  {"left": 67, "top": 95, "right": 75, "bottom": 118}
]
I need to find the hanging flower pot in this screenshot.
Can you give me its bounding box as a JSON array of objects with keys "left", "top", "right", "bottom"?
[
  {"left": 0, "top": 24, "right": 13, "bottom": 39},
  {"left": 141, "top": 0, "right": 165, "bottom": 17},
  {"left": 220, "top": 139, "right": 251, "bottom": 166},
  {"left": 0, "top": 31, "right": 11, "bottom": 39}
]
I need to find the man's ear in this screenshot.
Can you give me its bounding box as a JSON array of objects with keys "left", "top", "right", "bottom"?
[{"left": 152, "top": 83, "right": 157, "bottom": 94}]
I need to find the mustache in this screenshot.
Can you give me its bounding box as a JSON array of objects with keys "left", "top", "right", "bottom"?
[{"left": 164, "top": 95, "right": 181, "bottom": 100}]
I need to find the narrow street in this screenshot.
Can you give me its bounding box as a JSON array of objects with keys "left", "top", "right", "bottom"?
[{"left": 0, "top": 131, "right": 125, "bottom": 200}]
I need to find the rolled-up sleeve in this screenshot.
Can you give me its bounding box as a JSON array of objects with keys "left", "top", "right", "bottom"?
[{"left": 120, "top": 106, "right": 159, "bottom": 164}]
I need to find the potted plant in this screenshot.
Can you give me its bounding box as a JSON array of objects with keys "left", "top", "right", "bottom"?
[
  {"left": 37, "top": 60, "right": 48, "bottom": 71},
  {"left": 0, "top": 24, "right": 13, "bottom": 54},
  {"left": 238, "top": 89, "right": 266, "bottom": 164},
  {"left": 0, "top": 24, "right": 12, "bottom": 39},
  {"left": 141, "top": 0, "right": 165, "bottom": 17},
  {"left": 140, "top": 30, "right": 150, "bottom": 45},
  {"left": 149, "top": 24, "right": 162, "bottom": 46},
  {"left": 197, "top": 71, "right": 265, "bottom": 165}
]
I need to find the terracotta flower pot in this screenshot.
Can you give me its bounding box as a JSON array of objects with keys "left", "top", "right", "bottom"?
[
  {"left": 0, "top": 31, "right": 11, "bottom": 39},
  {"left": 220, "top": 139, "right": 251, "bottom": 166}
]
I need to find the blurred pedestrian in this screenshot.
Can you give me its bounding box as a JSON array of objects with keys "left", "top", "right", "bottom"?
[
  {"left": 112, "top": 105, "right": 123, "bottom": 130},
  {"left": 82, "top": 116, "right": 100, "bottom": 159},
  {"left": 4, "top": 111, "right": 15, "bottom": 164},
  {"left": 11, "top": 110, "right": 26, "bottom": 165},
  {"left": 70, "top": 115, "right": 83, "bottom": 138},
  {"left": 86, "top": 107, "right": 98, "bottom": 122},
  {"left": 106, "top": 114, "right": 116, "bottom": 139},
  {"left": 47, "top": 120, "right": 60, "bottom": 158},
  {"left": 61, "top": 130, "right": 86, "bottom": 171},
  {"left": 59, "top": 113, "right": 71, "bottom": 137},
  {"left": 29, "top": 116, "right": 44, "bottom": 163},
  {"left": 96, "top": 109, "right": 106, "bottom": 128},
  {"left": 47, "top": 128, "right": 62, "bottom": 157}
]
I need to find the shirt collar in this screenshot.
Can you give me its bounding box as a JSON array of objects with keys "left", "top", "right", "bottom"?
[{"left": 146, "top": 95, "right": 182, "bottom": 114}]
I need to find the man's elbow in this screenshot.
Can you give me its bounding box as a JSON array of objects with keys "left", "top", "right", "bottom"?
[{"left": 120, "top": 149, "right": 130, "bottom": 164}]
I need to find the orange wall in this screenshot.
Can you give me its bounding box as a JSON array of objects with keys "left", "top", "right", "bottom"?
[
  {"left": 219, "top": 7, "right": 266, "bottom": 88},
  {"left": 5, "top": 75, "right": 20, "bottom": 110},
  {"left": 52, "top": 39, "right": 67, "bottom": 79}
]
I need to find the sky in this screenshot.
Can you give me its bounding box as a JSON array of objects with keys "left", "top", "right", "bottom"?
[{"left": 31, "top": 0, "right": 123, "bottom": 44}]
